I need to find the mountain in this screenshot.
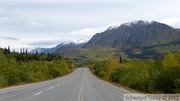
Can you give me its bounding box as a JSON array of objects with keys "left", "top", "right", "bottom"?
[
  {"left": 82, "top": 20, "right": 180, "bottom": 59},
  {"left": 30, "top": 48, "right": 51, "bottom": 54},
  {"left": 52, "top": 20, "right": 180, "bottom": 63},
  {"left": 30, "top": 42, "right": 86, "bottom": 54},
  {"left": 84, "top": 20, "right": 180, "bottom": 48}
]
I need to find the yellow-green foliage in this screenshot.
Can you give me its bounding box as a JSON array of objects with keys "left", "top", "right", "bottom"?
[
  {"left": 0, "top": 50, "right": 74, "bottom": 87},
  {"left": 163, "top": 51, "right": 179, "bottom": 68},
  {"left": 92, "top": 51, "right": 180, "bottom": 94}
]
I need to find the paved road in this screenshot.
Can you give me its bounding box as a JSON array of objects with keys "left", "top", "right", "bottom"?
[{"left": 0, "top": 68, "right": 132, "bottom": 101}]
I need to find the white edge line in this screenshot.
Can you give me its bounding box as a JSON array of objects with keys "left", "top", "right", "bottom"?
[
  {"left": 49, "top": 87, "right": 54, "bottom": 89},
  {"left": 35, "top": 92, "right": 42, "bottom": 96}
]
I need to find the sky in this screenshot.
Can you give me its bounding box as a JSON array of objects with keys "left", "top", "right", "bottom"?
[{"left": 0, "top": 0, "right": 180, "bottom": 51}]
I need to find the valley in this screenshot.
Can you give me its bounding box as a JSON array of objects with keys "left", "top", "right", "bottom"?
[
  {"left": 0, "top": 20, "right": 180, "bottom": 96},
  {"left": 31, "top": 20, "right": 180, "bottom": 64}
]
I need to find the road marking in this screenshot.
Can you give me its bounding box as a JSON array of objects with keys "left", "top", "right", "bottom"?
[
  {"left": 113, "top": 89, "right": 123, "bottom": 95},
  {"left": 77, "top": 82, "right": 84, "bottom": 101},
  {"left": 56, "top": 73, "right": 79, "bottom": 87},
  {"left": 35, "top": 92, "right": 42, "bottom": 96},
  {"left": 49, "top": 87, "right": 54, "bottom": 89}
]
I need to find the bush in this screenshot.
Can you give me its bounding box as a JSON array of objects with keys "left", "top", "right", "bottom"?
[
  {"left": 156, "top": 66, "right": 180, "bottom": 93},
  {"left": 0, "top": 48, "right": 74, "bottom": 87},
  {"left": 110, "top": 67, "right": 128, "bottom": 82},
  {"left": 174, "top": 79, "right": 180, "bottom": 93},
  {"left": 0, "top": 75, "right": 8, "bottom": 87},
  {"left": 93, "top": 62, "right": 108, "bottom": 78},
  {"left": 92, "top": 51, "right": 180, "bottom": 93}
]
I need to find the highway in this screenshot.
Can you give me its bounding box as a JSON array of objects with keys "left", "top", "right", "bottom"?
[{"left": 0, "top": 68, "right": 132, "bottom": 101}]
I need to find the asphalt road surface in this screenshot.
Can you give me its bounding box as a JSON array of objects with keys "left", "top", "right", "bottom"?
[{"left": 0, "top": 68, "right": 132, "bottom": 101}]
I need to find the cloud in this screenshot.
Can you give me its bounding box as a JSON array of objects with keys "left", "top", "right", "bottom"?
[
  {"left": 54, "top": 23, "right": 120, "bottom": 42},
  {"left": 1, "top": 0, "right": 180, "bottom": 50},
  {"left": 27, "top": 23, "right": 119, "bottom": 48},
  {"left": 0, "top": 17, "right": 9, "bottom": 23},
  {"left": 0, "top": 7, "right": 7, "bottom": 15},
  {"left": 28, "top": 17, "right": 44, "bottom": 27},
  {"left": 1, "top": 0, "right": 121, "bottom": 3},
  {"left": 0, "top": 7, "right": 44, "bottom": 31},
  {"left": 0, "top": 36, "right": 19, "bottom": 40},
  {"left": 159, "top": 17, "right": 180, "bottom": 28},
  {"left": 12, "top": 8, "right": 22, "bottom": 16}
]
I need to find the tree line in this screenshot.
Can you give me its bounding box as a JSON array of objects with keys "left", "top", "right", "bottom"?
[
  {"left": 0, "top": 47, "right": 75, "bottom": 87},
  {"left": 89, "top": 51, "right": 180, "bottom": 94}
]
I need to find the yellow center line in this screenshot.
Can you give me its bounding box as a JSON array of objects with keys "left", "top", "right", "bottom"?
[{"left": 78, "top": 81, "right": 84, "bottom": 101}]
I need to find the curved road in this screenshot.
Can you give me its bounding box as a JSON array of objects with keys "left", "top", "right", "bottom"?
[{"left": 0, "top": 68, "right": 132, "bottom": 101}]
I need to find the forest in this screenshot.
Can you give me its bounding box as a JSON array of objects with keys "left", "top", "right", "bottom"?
[
  {"left": 1, "top": 45, "right": 180, "bottom": 94},
  {"left": 0, "top": 47, "right": 75, "bottom": 87},
  {"left": 88, "top": 51, "right": 180, "bottom": 94}
]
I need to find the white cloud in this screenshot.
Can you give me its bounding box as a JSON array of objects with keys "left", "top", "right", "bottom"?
[
  {"left": 159, "top": 17, "right": 180, "bottom": 28},
  {"left": 1, "top": 0, "right": 180, "bottom": 50},
  {"left": 0, "top": 22, "right": 119, "bottom": 51},
  {"left": 0, "top": 7, "right": 7, "bottom": 15},
  {"left": 1, "top": 0, "right": 121, "bottom": 3},
  {"left": 0, "top": 7, "right": 44, "bottom": 30},
  {"left": 0, "top": 17, "right": 9, "bottom": 23},
  {"left": 12, "top": 8, "right": 22, "bottom": 16},
  {"left": 28, "top": 17, "right": 43, "bottom": 27},
  {"left": 0, "top": 38, "right": 29, "bottom": 51},
  {"left": 54, "top": 23, "right": 120, "bottom": 43}
]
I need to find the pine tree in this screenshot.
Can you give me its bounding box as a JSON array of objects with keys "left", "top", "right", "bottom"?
[
  {"left": 119, "top": 56, "right": 123, "bottom": 64},
  {"left": 7, "top": 45, "right": 10, "bottom": 53},
  {"left": 4, "top": 47, "right": 7, "bottom": 54}
]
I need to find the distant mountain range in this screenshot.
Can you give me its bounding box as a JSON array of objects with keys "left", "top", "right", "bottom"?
[
  {"left": 31, "top": 20, "right": 180, "bottom": 61},
  {"left": 30, "top": 42, "right": 85, "bottom": 54}
]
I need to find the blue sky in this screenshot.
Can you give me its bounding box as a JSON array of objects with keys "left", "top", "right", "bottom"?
[{"left": 0, "top": 0, "right": 180, "bottom": 51}]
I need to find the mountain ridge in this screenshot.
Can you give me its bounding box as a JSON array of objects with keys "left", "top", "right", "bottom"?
[
  {"left": 32, "top": 20, "right": 180, "bottom": 62},
  {"left": 30, "top": 42, "right": 86, "bottom": 54},
  {"left": 84, "top": 20, "right": 180, "bottom": 49}
]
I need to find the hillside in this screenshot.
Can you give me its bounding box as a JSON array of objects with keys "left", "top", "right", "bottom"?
[
  {"left": 84, "top": 20, "right": 180, "bottom": 48},
  {"left": 83, "top": 20, "right": 180, "bottom": 59},
  {"left": 54, "top": 20, "right": 180, "bottom": 64}
]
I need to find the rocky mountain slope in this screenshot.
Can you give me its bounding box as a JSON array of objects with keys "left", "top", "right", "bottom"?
[
  {"left": 47, "top": 20, "right": 180, "bottom": 61},
  {"left": 84, "top": 20, "right": 180, "bottom": 48}
]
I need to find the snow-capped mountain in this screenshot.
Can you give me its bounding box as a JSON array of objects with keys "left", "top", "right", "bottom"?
[
  {"left": 30, "top": 41, "right": 86, "bottom": 54},
  {"left": 84, "top": 20, "right": 180, "bottom": 48},
  {"left": 122, "top": 20, "right": 155, "bottom": 27},
  {"left": 106, "top": 26, "right": 119, "bottom": 31}
]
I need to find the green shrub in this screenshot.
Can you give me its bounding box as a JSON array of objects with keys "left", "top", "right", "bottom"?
[{"left": 92, "top": 51, "right": 180, "bottom": 93}]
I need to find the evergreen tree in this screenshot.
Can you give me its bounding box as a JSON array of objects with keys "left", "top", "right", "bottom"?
[
  {"left": 7, "top": 45, "right": 10, "bottom": 53},
  {"left": 4, "top": 47, "right": 7, "bottom": 54},
  {"left": 119, "top": 56, "right": 123, "bottom": 64}
]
